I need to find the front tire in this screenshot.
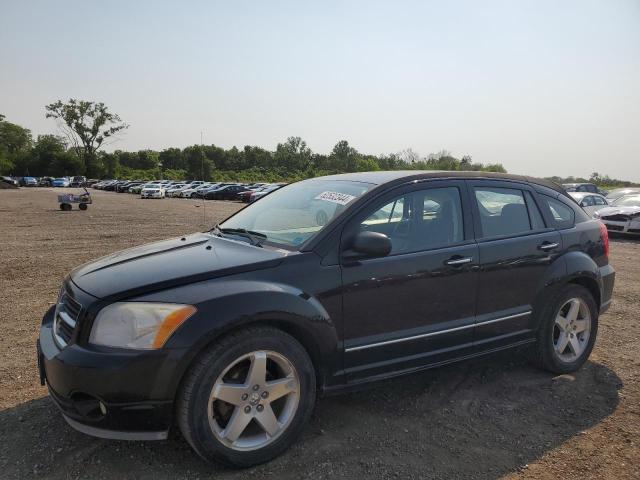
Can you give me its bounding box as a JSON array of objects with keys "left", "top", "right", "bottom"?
[
  {"left": 177, "top": 327, "right": 316, "bottom": 467},
  {"left": 529, "top": 284, "right": 598, "bottom": 374}
]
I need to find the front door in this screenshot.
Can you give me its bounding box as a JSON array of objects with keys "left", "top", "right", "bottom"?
[{"left": 341, "top": 180, "right": 479, "bottom": 382}]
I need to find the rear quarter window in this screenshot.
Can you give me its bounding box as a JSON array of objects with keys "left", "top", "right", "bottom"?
[{"left": 541, "top": 194, "right": 576, "bottom": 229}]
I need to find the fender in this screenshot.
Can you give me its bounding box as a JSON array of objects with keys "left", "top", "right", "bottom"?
[
  {"left": 530, "top": 250, "right": 602, "bottom": 330},
  {"left": 562, "top": 250, "right": 604, "bottom": 307},
  {"left": 134, "top": 278, "right": 340, "bottom": 398}
]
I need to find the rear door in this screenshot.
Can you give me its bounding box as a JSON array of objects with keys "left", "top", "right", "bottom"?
[
  {"left": 341, "top": 180, "right": 479, "bottom": 381},
  {"left": 468, "top": 180, "right": 561, "bottom": 348}
]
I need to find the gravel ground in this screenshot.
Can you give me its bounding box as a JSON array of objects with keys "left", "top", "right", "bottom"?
[{"left": 0, "top": 187, "right": 638, "bottom": 479}]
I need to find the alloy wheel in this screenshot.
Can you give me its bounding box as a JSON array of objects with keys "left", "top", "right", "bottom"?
[
  {"left": 553, "top": 297, "right": 591, "bottom": 362},
  {"left": 207, "top": 350, "right": 300, "bottom": 451}
]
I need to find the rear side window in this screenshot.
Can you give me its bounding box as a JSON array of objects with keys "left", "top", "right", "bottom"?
[
  {"left": 474, "top": 187, "right": 540, "bottom": 238},
  {"left": 581, "top": 196, "right": 595, "bottom": 206},
  {"left": 593, "top": 196, "right": 607, "bottom": 206},
  {"left": 542, "top": 195, "right": 575, "bottom": 229}
]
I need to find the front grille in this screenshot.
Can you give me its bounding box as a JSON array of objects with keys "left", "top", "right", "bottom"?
[
  {"left": 606, "top": 224, "right": 624, "bottom": 231},
  {"left": 601, "top": 214, "right": 629, "bottom": 222},
  {"left": 53, "top": 290, "right": 83, "bottom": 348}
]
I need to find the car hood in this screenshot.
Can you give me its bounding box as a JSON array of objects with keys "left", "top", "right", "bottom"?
[
  {"left": 70, "top": 233, "right": 288, "bottom": 299},
  {"left": 598, "top": 206, "right": 640, "bottom": 217}
]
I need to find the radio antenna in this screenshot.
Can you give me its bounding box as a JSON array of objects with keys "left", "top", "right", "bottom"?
[{"left": 200, "top": 131, "right": 206, "bottom": 226}]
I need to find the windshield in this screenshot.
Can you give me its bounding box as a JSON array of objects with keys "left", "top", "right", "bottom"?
[
  {"left": 612, "top": 195, "right": 640, "bottom": 207},
  {"left": 219, "top": 179, "right": 373, "bottom": 247}
]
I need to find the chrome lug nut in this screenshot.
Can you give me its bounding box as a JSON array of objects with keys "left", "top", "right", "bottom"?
[
  {"left": 244, "top": 405, "right": 251, "bottom": 414},
  {"left": 261, "top": 391, "right": 269, "bottom": 399},
  {"left": 256, "top": 404, "right": 264, "bottom": 412},
  {"left": 253, "top": 384, "right": 260, "bottom": 391},
  {"left": 241, "top": 393, "right": 248, "bottom": 401}
]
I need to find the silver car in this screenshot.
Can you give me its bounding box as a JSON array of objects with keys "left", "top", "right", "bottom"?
[
  {"left": 568, "top": 192, "right": 609, "bottom": 217},
  {"left": 605, "top": 187, "right": 640, "bottom": 203},
  {"left": 594, "top": 194, "right": 640, "bottom": 235}
]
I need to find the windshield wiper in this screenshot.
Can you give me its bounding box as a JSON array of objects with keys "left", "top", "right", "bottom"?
[{"left": 213, "top": 226, "right": 266, "bottom": 247}]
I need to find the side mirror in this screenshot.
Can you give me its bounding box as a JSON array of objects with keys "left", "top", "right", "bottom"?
[
  {"left": 580, "top": 200, "right": 588, "bottom": 207},
  {"left": 346, "top": 231, "right": 392, "bottom": 259}
]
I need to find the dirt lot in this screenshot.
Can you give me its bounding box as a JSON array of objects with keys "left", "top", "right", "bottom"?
[{"left": 1, "top": 188, "right": 638, "bottom": 479}]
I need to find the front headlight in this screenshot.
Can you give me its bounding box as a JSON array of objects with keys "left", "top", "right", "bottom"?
[{"left": 89, "top": 302, "right": 196, "bottom": 349}]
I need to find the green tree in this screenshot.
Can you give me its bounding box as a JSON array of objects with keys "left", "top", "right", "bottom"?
[
  {"left": 158, "top": 148, "right": 184, "bottom": 170},
  {"left": 99, "top": 152, "right": 120, "bottom": 178},
  {"left": 329, "top": 140, "right": 359, "bottom": 172},
  {"left": 355, "top": 155, "right": 380, "bottom": 172},
  {"left": 484, "top": 163, "right": 507, "bottom": 173},
  {"left": 0, "top": 116, "right": 33, "bottom": 174},
  {"left": 136, "top": 150, "right": 160, "bottom": 170},
  {"left": 45, "top": 99, "right": 129, "bottom": 177},
  {"left": 243, "top": 146, "right": 273, "bottom": 170},
  {"left": 31, "top": 134, "right": 82, "bottom": 176},
  {"left": 0, "top": 118, "right": 32, "bottom": 154},
  {"left": 183, "top": 145, "right": 214, "bottom": 180},
  {"left": 274, "top": 137, "right": 312, "bottom": 172}
]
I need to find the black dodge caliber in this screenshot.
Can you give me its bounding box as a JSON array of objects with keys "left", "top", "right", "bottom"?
[{"left": 38, "top": 171, "right": 615, "bottom": 467}]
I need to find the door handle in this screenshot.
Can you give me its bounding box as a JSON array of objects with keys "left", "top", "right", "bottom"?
[
  {"left": 444, "top": 256, "right": 472, "bottom": 266},
  {"left": 538, "top": 242, "right": 559, "bottom": 251}
]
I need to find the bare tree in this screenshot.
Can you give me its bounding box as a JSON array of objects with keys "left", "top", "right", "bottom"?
[{"left": 400, "top": 148, "right": 422, "bottom": 164}]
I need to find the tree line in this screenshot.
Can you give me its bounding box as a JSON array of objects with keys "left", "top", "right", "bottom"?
[
  {"left": 546, "top": 173, "right": 640, "bottom": 189},
  {"left": 4, "top": 99, "right": 507, "bottom": 182}
]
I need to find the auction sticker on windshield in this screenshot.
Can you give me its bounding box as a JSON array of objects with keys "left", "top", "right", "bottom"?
[{"left": 314, "top": 191, "right": 356, "bottom": 205}]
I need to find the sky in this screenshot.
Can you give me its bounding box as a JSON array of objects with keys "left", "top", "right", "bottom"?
[{"left": 1, "top": 0, "right": 639, "bottom": 180}]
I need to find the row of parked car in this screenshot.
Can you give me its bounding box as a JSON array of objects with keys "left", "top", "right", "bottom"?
[
  {"left": 92, "top": 179, "right": 286, "bottom": 203},
  {"left": 563, "top": 183, "right": 640, "bottom": 236},
  {"left": 1, "top": 175, "right": 90, "bottom": 188},
  {"left": 4, "top": 175, "right": 640, "bottom": 236}
]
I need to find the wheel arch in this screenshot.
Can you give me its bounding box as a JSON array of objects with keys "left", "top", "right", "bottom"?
[
  {"left": 530, "top": 251, "right": 602, "bottom": 330},
  {"left": 567, "top": 275, "right": 601, "bottom": 309},
  {"left": 562, "top": 250, "right": 603, "bottom": 309},
  {"left": 162, "top": 284, "right": 340, "bottom": 404}
]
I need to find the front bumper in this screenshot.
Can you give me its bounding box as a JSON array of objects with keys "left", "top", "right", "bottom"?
[
  {"left": 601, "top": 219, "right": 640, "bottom": 235},
  {"left": 141, "top": 192, "right": 163, "bottom": 198},
  {"left": 38, "top": 306, "right": 185, "bottom": 440}
]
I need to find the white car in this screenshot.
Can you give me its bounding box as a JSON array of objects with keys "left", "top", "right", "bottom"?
[
  {"left": 165, "top": 184, "right": 188, "bottom": 197},
  {"left": 568, "top": 192, "right": 609, "bottom": 217},
  {"left": 181, "top": 183, "right": 209, "bottom": 196},
  {"left": 140, "top": 183, "right": 166, "bottom": 199},
  {"left": 249, "top": 184, "right": 285, "bottom": 203},
  {"left": 594, "top": 194, "right": 640, "bottom": 235},
  {"left": 180, "top": 183, "right": 216, "bottom": 198},
  {"left": 606, "top": 188, "right": 640, "bottom": 203}
]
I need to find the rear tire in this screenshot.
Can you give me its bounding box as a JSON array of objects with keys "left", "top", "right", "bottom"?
[
  {"left": 528, "top": 284, "right": 598, "bottom": 374},
  {"left": 79, "top": 203, "right": 88, "bottom": 210},
  {"left": 177, "top": 327, "right": 316, "bottom": 467}
]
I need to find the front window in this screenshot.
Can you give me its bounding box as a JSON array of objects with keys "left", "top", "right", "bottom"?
[
  {"left": 357, "top": 187, "right": 464, "bottom": 254},
  {"left": 219, "top": 179, "right": 373, "bottom": 247}
]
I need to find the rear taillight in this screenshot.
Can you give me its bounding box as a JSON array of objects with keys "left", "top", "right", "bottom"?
[{"left": 599, "top": 221, "right": 609, "bottom": 257}]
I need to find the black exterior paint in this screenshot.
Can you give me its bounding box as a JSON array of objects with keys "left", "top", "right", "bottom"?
[{"left": 39, "top": 171, "right": 615, "bottom": 437}]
